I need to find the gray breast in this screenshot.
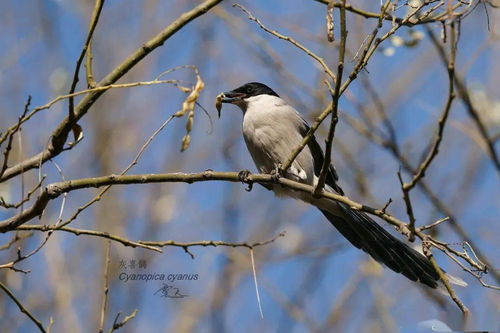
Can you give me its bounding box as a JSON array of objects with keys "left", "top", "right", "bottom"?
[{"left": 241, "top": 97, "right": 315, "bottom": 184}]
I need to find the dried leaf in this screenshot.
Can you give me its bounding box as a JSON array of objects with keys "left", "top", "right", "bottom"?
[
  {"left": 180, "top": 134, "right": 191, "bottom": 152},
  {"left": 68, "top": 123, "right": 84, "bottom": 148},
  {"left": 215, "top": 93, "right": 224, "bottom": 118}
]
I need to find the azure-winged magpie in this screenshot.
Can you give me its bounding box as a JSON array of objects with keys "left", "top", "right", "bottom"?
[{"left": 219, "top": 82, "right": 464, "bottom": 289}]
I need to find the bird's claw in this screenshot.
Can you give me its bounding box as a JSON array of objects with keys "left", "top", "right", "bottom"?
[
  {"left": 270, "top": 164, "right": 283, "bottom": 183},
  {"left": 238, "top": 169, "right": 253, "bottom": 191}
]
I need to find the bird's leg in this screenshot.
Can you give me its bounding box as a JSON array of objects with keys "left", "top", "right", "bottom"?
[
  {"left": 270, "top": 163, "right": 283, "bottom": 183},
  {"left": 238, "top": 169, "right": 253, "bottom": 191}
]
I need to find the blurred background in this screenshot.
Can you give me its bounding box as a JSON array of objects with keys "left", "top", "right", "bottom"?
[{"left": 0, "top": 0, "right": 499, "bottom": 332}]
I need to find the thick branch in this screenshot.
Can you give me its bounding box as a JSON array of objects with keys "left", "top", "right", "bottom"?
[{"left": 0, "top": 171, "right": 412, "bottom": 235}]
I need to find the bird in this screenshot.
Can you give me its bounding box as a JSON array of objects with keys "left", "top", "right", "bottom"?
[{"left": 218, "top": 81, "right": 463, "bottom": 289}]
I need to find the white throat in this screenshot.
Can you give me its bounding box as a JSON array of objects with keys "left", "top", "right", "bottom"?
[{"left": 244, "top": 94, "right": 284, "bottom": 114}]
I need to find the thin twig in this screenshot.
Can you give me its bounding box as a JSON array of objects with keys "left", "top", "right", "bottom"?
[
  {"left": 15, "top": 225, "right": 285, "bottom": 257},
  {"left": 108, "top": 310, "right": 138, "bottom": 333},
  {"left": 0, "top": 96, "right": 31, "bottom": 179},
  {"left": 3, "top": 79, "right": 187, "bottom": 137},
  {"left": 0, "top": 229, "right": 53, "bottom": 273},
  {"left": 0, "top": 175, "right": 46, "bottom": 209},
  {"left": 16, "top": 225, "right": 162, "bottom": 253},
  {"left": 233, "top": 4, "right": 336, "bottom": 83},
  {"left": 98, "top": 241, "right": 111, "bottom": 333},
  {"left": 141, "top": 231, "right": 286, "bottom": 259},
  {"left": 68, "top": 0, "right": 105, "bottom": 116},
  {"left": 0, "top": 231, "right": 33, "bottom": 251},
  {"left": 418, "top": 217, "right": 450, "bottom": 231},
  {"left": 423, "top": 241, "right": 470, "bottom": 315},
  {"left": 314, "top": 0, "right": 347, "bottom": 196},
  {"left": 397, "top": 170, "right": 417, "bottom": 242},
  {"left": 0, "top": 281, "right": 47, "bottom": 332}
]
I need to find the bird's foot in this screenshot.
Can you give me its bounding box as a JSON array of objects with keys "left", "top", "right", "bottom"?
[
  {"left": 270, "top": 164, "right": 283, "bottom": 183},
  {"left": 238, "top": 169, "right": 253, "bottom": 191}
]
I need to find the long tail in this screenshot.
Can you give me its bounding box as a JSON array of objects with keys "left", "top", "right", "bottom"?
[{"left": 320, "top": 204, "right": 440, "bottom": 288}]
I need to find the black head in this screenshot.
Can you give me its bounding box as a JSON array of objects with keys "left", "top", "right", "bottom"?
[{"left": 221, "top": 82, "right": 279, "bottom": 104}]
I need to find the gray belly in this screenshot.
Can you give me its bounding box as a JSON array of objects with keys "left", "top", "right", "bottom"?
[{"left": 242, "top": 121, "right": 315, "bottom": 185}]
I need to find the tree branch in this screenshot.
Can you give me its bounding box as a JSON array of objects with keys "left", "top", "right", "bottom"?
[{"left": 0, "top": 171, "right": 416, "bottom": 236}]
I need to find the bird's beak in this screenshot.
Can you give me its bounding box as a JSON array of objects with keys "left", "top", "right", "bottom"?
[
  {"left": 220, "top": 91, "right": 246, "bottom": 104},
  {"left": 216, "top": 90, "right": 247, "bottom": 118}
]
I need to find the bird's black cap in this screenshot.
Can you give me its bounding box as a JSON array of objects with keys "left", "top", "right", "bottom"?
[{"left": 221, "top": 82, "right": 279, "bottom": 104}]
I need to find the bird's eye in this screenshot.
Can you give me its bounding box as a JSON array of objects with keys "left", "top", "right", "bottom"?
[{"left": 246, "top": 87, "right": 253, "bottom": 94}]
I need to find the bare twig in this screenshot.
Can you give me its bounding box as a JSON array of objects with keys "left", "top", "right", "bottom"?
[
  {"left": 0, "top": 281, "right": 47, "bottom": 332},
  {"left": 381, "top": 198, "right": 393, "bottom": 214},
  {"left": 0, "top": 96, "right": 31, "bottom": 179},
  {"left": 98, "top": 241, "right": 111, "bottom": 333},
  {"left": 54, "top": 67, "right": 200, "bottom": 228},
  {"left": 423, "top": 241, "right": 470, "bottom": 315},
  {"left": 314, "top": 0, "right": 347, "bottom": 196},
  {"left": 233, "top": 4, "right": 337, "bottom": 83},
  {"left": 16, "top": 225, "right": 162, "bottom": 253},
  {"left": 16, "top": 225, "right": 285, "bottom": 258},
  {"left": 0, "top": 230, "right": 52, "bottom": 273},
  {"left": 418, "top": 217, "right": 450, "bottom": 231},
  {"left": 140, "top": 231, "right": 286, "bottom": 259},
  {"left": 397, "top": 169, "right": 417, "bottom": 242},
  {"left": 2, "top": 79, "right": 187, "bottom": 139},
  {"left": 68, "top": 0, "right": 105, "bottom": 115},
  {"left": 108, "top": 310, "right": 138, "bottom": 333},
  {"left": 0, "top": 231, "right": 33, "bottom": 251},
  {"left": 0, "top": 175, "right": 46, "bottom": 209}
]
